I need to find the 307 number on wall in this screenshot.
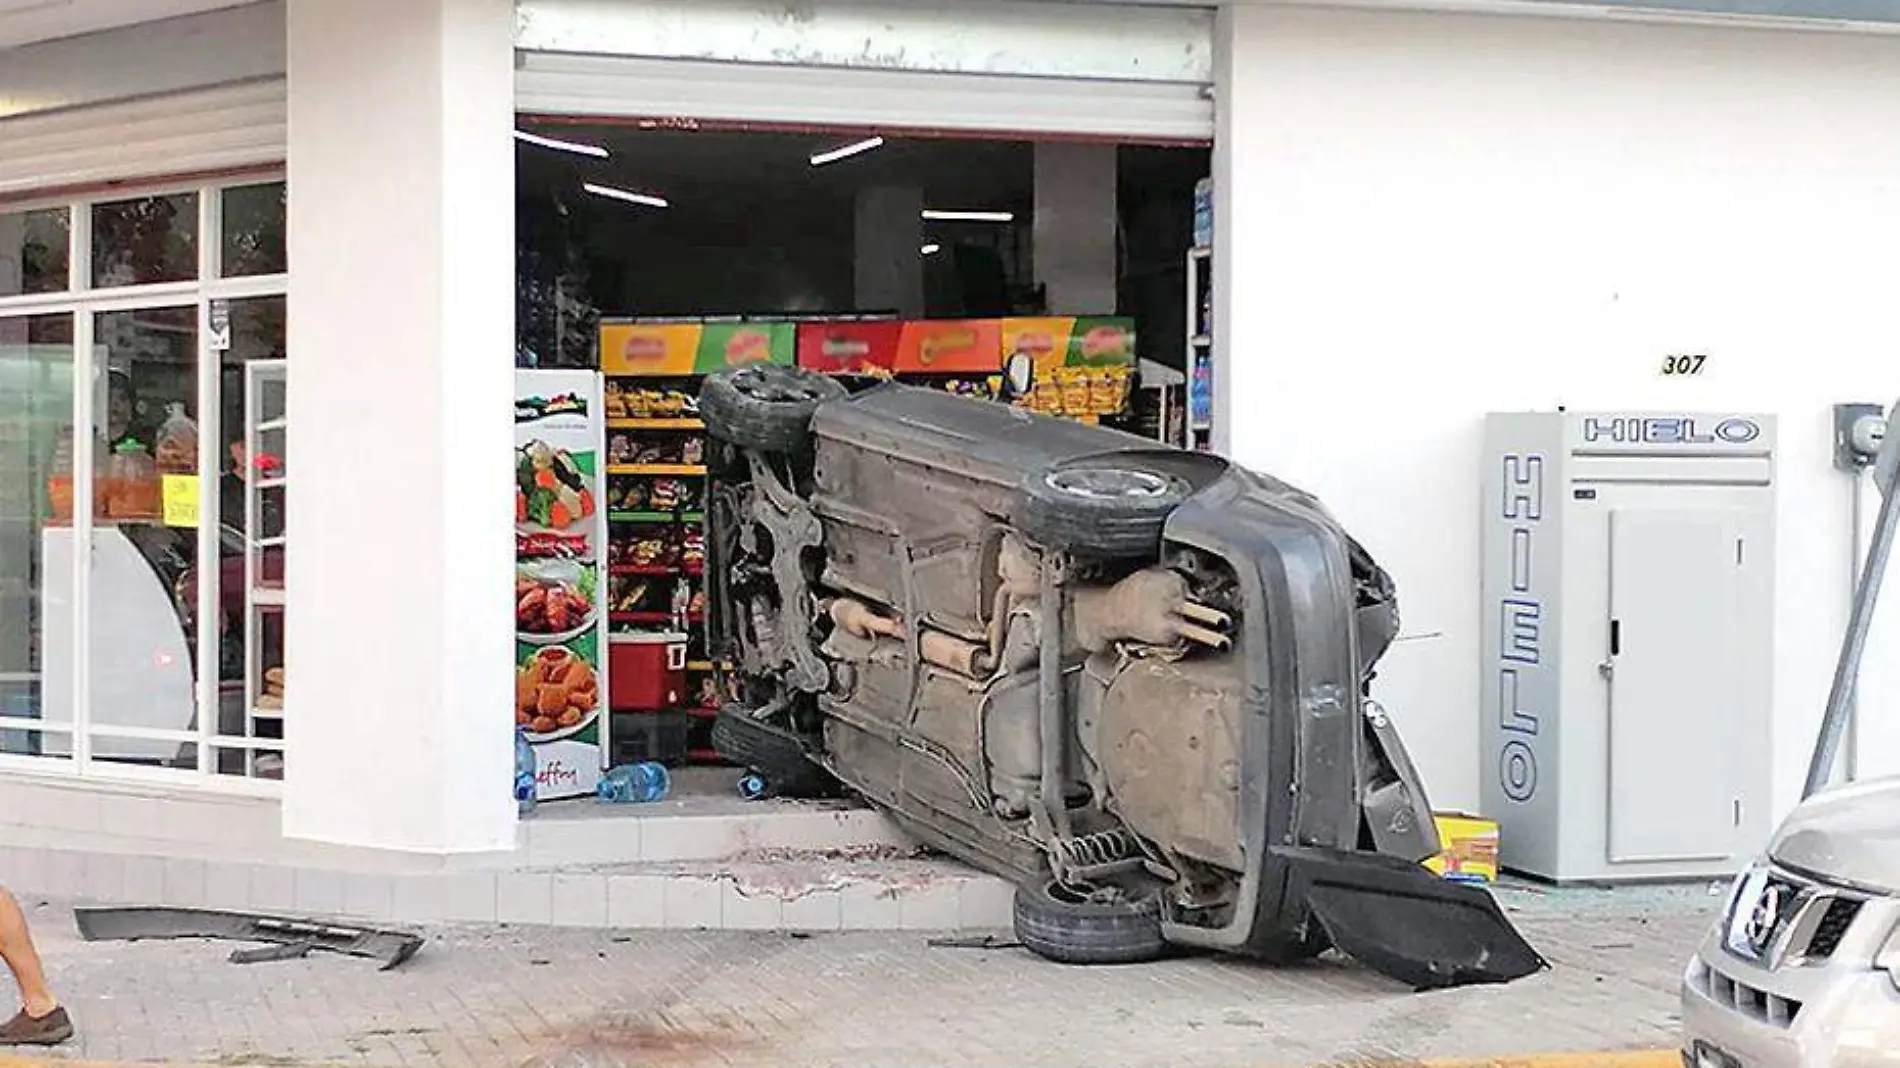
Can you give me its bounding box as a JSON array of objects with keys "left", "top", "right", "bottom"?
[{"left": 1661, "top": 353, "right": 1707, "bottom": 376}]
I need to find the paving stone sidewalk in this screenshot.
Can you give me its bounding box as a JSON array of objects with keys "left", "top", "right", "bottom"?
[{"left": 13, "top": 880, "right": 1718, "bottom": 1068}]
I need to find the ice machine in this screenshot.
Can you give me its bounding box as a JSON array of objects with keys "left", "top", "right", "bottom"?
[{"left": 1480, "top": 411, "right": 1775, "bottom": 883}]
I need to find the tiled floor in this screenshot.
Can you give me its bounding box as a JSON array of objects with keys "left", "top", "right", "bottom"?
[{"left": 14, "top": 880, "right": 1717, "bottom": 1068}]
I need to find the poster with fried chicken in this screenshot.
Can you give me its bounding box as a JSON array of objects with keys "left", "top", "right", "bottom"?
[{"left": 514, "top": 370, "right": 608, "bottom": 800}]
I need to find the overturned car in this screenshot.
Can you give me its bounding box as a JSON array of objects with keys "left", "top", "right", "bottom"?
[{"left": 700, "top": 362, "right": 1543, "bottom": 989}]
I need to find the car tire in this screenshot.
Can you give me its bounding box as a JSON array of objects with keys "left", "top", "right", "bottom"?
[
  {"left": 709, "top": 704, "right": 836, "bottom": 799},
  {"left": 700, "top": 364, "right": 847, "bottom": 454},
  {"left": 1012, "top": 879, "right": 1167, "bottom": 965},
  {"left": 1013, "top": 459, "right": 1191, "bottom": 559}
]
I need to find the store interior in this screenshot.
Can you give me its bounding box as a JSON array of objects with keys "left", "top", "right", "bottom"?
[{"left": 512, "top": 117, "right": 1211, "bottom": 810}]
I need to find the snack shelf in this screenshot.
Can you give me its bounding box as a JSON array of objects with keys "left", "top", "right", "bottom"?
[
  {"left": 611, "top": 563, "right": 704, "bottom": 577},
  {"left": 611, "top": 611, "right": 705, "bottom": 626},
  {"left": 609, "top": 510, "right": 704, "bottom": 524},
  {"left": 608, "top": 464, "right": 706, "bottom": 476},
  {"left": 600, "top": 317, "right": 796, "bottom": 766},
  {"left": 607, "top": 417, "right": 704, "bottom": 431}
]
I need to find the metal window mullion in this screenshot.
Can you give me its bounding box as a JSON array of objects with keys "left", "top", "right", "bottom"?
[
  {"left": 71, "top": 282, "right": 201, "bottom": 311},
  {"left": 68, "top": 197, "right": 87, "bottom": 292},
  {"left": 245, "top": 362, "right": 258, "bottom": 781},
  {"left": 194, "top": 185, "right": 219, "bottom": 782},
  {"left": 203, "top": 274, "right": 287, "bottom": 301},
  {"left": 0, "top": 291, "right": 82, "bottom": 316},
  {"left": 70, "top": 305, "right": 93, "bottom": 775}
]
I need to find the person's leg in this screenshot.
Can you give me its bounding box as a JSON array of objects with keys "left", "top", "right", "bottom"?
[
  {"left": 0, "top": 886, "right": 55, "bottom": 1017},
  {"left": 0, "top": 886, "right": 70, "bottom": 1045}
]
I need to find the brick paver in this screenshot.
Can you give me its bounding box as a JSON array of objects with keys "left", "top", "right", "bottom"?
[{"left": 10, "top": 881, "right": 1716, "bottom": 1068}]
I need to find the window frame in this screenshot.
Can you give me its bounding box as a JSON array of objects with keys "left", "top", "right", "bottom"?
[{"left": 0, "top": 170, "right": 289, "bottom": 797}]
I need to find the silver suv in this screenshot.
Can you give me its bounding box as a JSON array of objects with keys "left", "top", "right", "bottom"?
[{"left": 1681, "top": 776, "right": 1900, "bottom": 1068}]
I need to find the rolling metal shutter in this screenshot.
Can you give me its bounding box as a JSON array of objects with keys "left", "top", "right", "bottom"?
[
  {"left": 0, "top": 78, "right": 287, "bottom": 200},
  {"left": 514, "top": 0, "right": 1215, "bottom": 142}
]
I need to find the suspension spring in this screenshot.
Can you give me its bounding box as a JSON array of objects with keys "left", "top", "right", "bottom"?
[{"left": 1051, "top": 828, "right": 1140, "bottom": 877}]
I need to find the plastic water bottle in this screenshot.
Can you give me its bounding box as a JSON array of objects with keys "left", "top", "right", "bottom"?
[
  {"left": 736, "top": 773, "right": 771, "bottom": 801},
  {"left": 597, "top": 762, "right": 670, "bottom": 804},
  {"left": 514, "top": 728, "right": 538, "bottom": 817}
]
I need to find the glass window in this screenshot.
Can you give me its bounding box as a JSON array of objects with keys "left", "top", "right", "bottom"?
[
  {"left": 220, "top": 182, "right": 286, "bottom": 278},
  {"left": 91, "top": 192, "right": 199, "bottom": 288},
  {"left": 215, "top": 296, "right": 286, "bottom": 779},
  {"left": 87, "top": 306, "right": 202, "bottom": 770},
  {"left": 0, "top": 314, "right": 75, "bottom": 761},
  {"left": 0, "top": 208, "right": 71, "bottom": 297}
]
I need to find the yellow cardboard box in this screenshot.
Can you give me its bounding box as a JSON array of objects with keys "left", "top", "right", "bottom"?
[{"left": 1423, "top": 812, "right": 1499, "bottom": 885}]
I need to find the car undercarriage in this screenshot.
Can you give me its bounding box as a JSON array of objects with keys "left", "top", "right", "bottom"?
[{"left": 699, "top": 362, "right": 1544, "bottom": 988}]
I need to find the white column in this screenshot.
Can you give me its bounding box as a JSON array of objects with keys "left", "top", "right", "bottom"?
[
  {"left": 283, "top": 0, "right": 517, "bottom": 853},
  {"left": 854, "top": 186, "right": 923, "bottom": 316},
  {"left": 1033, "top": 142, "right": 1118, "bottom": 315}
]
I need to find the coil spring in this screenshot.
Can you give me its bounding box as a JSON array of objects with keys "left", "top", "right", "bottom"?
[{"left": 1052, "top": 828, "right": 1140, "bottom": 873}]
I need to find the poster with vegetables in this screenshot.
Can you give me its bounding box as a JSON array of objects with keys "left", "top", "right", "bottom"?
[{"left": 514, "top": 370, "right": 609, "bottom": 801}]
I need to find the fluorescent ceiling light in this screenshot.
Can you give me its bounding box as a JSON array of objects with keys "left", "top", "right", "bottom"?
[
  {"left": 514, "top": 129, "right": 609, "bottom": 159},
  {"left": 921, "top": 243, "right": 942, "bottom": 255},
  {"left": 922, "top": 210, "right": 1014, "bottom": 223},
  {"left": 810, "top": 136, "right": 884, "bottom": 167},
  {"left": 583, "top": 182, "right": 669, "bottom": 209}
]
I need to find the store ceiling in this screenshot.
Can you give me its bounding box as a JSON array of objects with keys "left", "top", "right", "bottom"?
[{"left": 517, "top": 121, "right": 1034, "bottom": 214}]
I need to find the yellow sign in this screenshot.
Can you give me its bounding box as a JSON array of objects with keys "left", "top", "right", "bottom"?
[
  {"left": 599, "top": 323, "right": 700, "bottom": 376},
  {"left": 161, "top": 474, "right": 199, "bottom": 528}
]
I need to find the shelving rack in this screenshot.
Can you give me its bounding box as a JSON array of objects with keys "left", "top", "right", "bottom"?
[
  {"left": 600, "top": 316, "right": 804, "bottom": 765},
  {"left": 243, "top": 359, "right": 288, "bottom": 779},
  {"left": 1186, "top": 245, "right": 1215, "bottom": 453}
]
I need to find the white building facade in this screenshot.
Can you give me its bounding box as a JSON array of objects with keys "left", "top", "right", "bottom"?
[{"left": 1, "top": 0, "right": 1896, "bottom": 882}]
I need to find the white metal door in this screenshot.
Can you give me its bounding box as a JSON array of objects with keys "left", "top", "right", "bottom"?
[{"left": 1605, "top": 507, "right": 1747, "bottom": 864}]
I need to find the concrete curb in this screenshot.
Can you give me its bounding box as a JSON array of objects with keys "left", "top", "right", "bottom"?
[
  {"left": 1, "top": 1050, "right": 1686, "bottom": 1068},
  {"left": 1269, "top": 1052, "right": 1680, "bottom": 1068}
]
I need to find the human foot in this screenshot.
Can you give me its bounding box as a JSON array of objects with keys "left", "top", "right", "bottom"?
[{"left": 0, "top": 1005, "right": 73, "bottom": 1046}]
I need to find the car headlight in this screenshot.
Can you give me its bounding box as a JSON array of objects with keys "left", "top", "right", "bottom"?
[{"left": 1878, "top": 920, "right": 1900, "bottom": 992}]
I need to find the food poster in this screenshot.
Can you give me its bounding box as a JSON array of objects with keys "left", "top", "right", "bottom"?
[
  {"left": 892, "top": 319, "right": 1002, "bottom": 374},
  {"left": 1002, "top": 317, "right": 1139, "bottom": 373},
  {"left": 598, "top": 320, "right": 796, "bottom": 376},
  {"left": 1001, "top": 318, "right": 1136, "bottom": 419},
  {"left": 690, "top": 321, "right": 795, "bottom": 373},
  {"left": 795, "top": 320, "right": 901, "bottom": 373},
  {"left": 514, "top": 370, "right": 609, "bottom": 801},
  {"left": 1066, "top": 317, "right": 1137, "bottom": 367},
  {"left": 1001, "top": 318, "right": 1077, "bottom": 381},
  {"left": 600, "top": 322, "right": 700, "bottom": 376}
]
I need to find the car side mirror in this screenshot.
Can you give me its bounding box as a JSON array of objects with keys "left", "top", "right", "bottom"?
[{"left": 1003, "top": 350, "right": 1035, "bottom": 400}]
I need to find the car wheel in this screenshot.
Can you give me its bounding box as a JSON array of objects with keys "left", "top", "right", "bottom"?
[
  {"left": 700, "top": 364, "right": 847, "bottom": 454},
  {"left": 1012, "top": 879, "right": 1167, "bottom": 965},
  {"left": 709, "top": 703, "right": 837, "bottom": 799},
  {"left": 1013, "top": 459, "right": 1191, "bottom": 559}
]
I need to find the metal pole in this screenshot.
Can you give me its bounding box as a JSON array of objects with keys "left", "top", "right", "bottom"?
[{"left": 1805, "top": 411, "right": 1900, "bottom": 798}]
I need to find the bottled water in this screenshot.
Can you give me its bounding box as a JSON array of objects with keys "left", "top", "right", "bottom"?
[
  {"left": 514, "top": 728, "right": 538, "bottom": 816},
  {"left": 597, "top": 762, "right": 670, "bottom": 804}
]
